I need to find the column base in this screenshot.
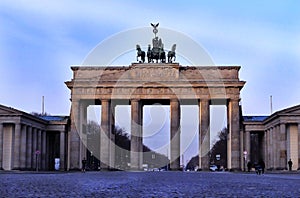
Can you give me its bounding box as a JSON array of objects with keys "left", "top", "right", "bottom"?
[
  {"left": 169, "top": 168, "right": 182, "bottom": 171},
  {"left": 129, "top": 168, "right": 143, "bottom": 172},
  {"left": 68, "top": 168, "right": 81, "bottom": 172},
  {"left": 229, "top": 168, "right": 242, "bottom": 172}
]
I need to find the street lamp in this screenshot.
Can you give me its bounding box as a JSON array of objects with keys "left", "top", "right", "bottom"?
[{"left": 243, "top": 151, "right": 247, "bottom": 172}]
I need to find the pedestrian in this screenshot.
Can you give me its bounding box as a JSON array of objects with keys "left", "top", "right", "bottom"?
[
  {"left": 259, "top": 159, "right": 265, "bottom": 174},
  {"left": 288, "top": 159, "right": 293, "bottom": 171},
  {"left": 255, "top": 163, "right": 262, "bottom": 175},
  {"left": 247, "top": 161, "right": 252, "bottom": 172},
  {"left": 82, "top": 157, "right": 87, "bottom": 172}
]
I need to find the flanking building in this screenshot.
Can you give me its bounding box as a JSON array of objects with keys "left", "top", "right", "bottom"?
[
  {"left": 0, "top": 102, "right": 299, "bottom": 171},
  {"left": 0, "top": 104, "right": 69, "bottom": 171},
  {"left": 243, "top": 104, "right": 300, "bottom": 170}
]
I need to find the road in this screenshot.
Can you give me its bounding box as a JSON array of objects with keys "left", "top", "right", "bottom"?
[{"left": 1, "top": 171, "right": 300, "bottom": 197}]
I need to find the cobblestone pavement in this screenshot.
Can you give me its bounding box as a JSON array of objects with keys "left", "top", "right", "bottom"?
[{"left": 1, "top": 171, "right": 300, "bottom": 197}]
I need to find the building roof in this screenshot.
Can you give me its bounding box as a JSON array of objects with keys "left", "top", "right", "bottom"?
[
  {"left": 243, "top": 116, "right": 268, "bottom": 122},
  {"left": 39, "top": 116, "right": 68, "bottom": 122}
]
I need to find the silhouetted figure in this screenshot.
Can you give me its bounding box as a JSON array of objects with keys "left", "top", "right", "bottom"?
[
  {"left": 259, "top": 159, "right": 265, "bottom": 174},
  {"left": 82, "top": 158, "right": 87, "bottom": 173},
  {"left": 255, "top": 163, "right": 262, "bottom": 175},
  {"left": 247, "top": 161, "right": 252, "bottom": 172},
  {"left": 288, "top": 159, "right": 293, "bottom": 171}
]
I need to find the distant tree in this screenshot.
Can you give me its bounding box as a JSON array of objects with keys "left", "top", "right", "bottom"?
[
  {"left": 209, "top": 127, "right": 228, "bottom": 169},
  {"left": 85, "top": 121, "right": 168, "bottom": 170},
  {"left": 186, "top": 127, "right": 228, "bottom": 170},
  {"left": 31, "top": 112, "right": 51, "bottom": 116}
]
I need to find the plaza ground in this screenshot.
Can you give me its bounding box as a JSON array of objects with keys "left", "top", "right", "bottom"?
[{"left": 1, "top": 171, "right": 300, "bottom": 197}]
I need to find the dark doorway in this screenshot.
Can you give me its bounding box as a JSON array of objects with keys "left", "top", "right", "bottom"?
[
  {"left": 250, "top": 131, "right": 264, "bottom": 164},
  {"left": 86, "top": 149, "right": 100, "bottom": 171},
  {"left": 46, "top": 132, "right": 60, "bottom": 170}
]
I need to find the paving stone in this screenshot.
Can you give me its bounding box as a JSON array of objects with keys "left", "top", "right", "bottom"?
[{"left": 0, "top": 171, "right": 300, "bottom": 197}]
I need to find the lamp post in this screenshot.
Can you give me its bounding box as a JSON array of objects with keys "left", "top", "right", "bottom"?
[
  {"left": 243, "top": 151, "right": 247, "bottom": 172},
  {"left": 35, "top": 150, "right": 40, "bottom": 172}
]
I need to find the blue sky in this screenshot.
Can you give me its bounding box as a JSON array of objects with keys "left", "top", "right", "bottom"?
[{"left": 1, "top": 1, "right": 300, "bottom": 162}]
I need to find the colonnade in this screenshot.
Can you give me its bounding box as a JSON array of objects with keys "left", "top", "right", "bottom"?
[
  {"left": 0, "top": 122, "right": 66, "bottom": 171},
  {"left": 244, "top": 123, "right": 300, "bottom": 170},
  {"left": 68, "top": 98, "right": 241, "bottom": 171}
]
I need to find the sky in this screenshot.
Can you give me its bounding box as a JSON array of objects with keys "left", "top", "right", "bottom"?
[{"left": 1, "top": 1, "right": 300, "bottom": 163}]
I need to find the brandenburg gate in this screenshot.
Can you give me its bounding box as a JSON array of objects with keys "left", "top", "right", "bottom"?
[{"left": 65, "top": 63, "right": 245, "bottom": 171}]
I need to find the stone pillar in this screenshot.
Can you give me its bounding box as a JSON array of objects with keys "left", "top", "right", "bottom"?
[
  {"left": 266, "top": 129, "right": 270, "bottom": 169},
  {"left": 32, "top": 128, "right": 37, "bottom": 170},
  {"left": 20, "top": 124, "right": 27, "bottom": 170},
  {"left": 100, "top": 99, "right": 111, "bottom": 169},
  {"left": 268, "top": 128, "right": 276, "bottom": 169},
  {"left": 41, "top": 130, "right": 46, "bottom": 170},
  {"left": 170, "top": 99, "right": 180, "bottom": 170},
  {"left": 279, "top": 123, "right": 286, "bottom": 169},
  {"left": 245, "top": 130, "right": 250, "bottom": 163},
  {"left": 37, "top": 129, "right": 42, "bottom": 170},
  {"left": 298, "top": 123, "right": 300, "bottom": 170},
  {"left": 60, "top": 131, "right": 65, "bottom": 171},
  {"left": 110, "top": 104, "right": 116, "bottom": 169},
  {"left": 228, "top": 99, "right": 241, "bottom": 170},
  {"left": 264, "top": 130, "right": 269, "bottom": 169},
  {"left": 0, "top": 123, "right": 3, "bottom": 169},
  {"left": 130, "top": 99, "right": 143, "bottom": 170},
  {"left": 262, "top": 130, "right": 267, "bottom": 164},
  {"left": 79, "top": 101, "right": 88, "bottom": 167},
  {"left": 13, "top": 123, "right": 21, "bottom": 169},
  {"left": 199, "top": 99, "right": 210, "bottom": 170},
  {"left": 69, "top": 99, "right": 80, "bottom": 170},
  {"left": 26, "top": 126, "right": 32, "bottom": 169}
]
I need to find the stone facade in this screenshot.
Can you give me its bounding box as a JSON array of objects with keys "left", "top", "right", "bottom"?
[
  {"left": 1, "top": 63, "right": 300, "bottom": 172},
  {"left": 65, "top": 63, "right": 245, "bottom": 171},
  {"left": 243, "top": 104, "right": 300, "bottom": 170},
  {"left": 0, "top": 104, "right": 69, "bottom": 171}
]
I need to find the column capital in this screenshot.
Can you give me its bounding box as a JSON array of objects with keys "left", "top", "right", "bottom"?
[
  {"left": 200, "top": 98, "right": 210, "bottom": 102},
  {"left": 130, "top": 98, "right": 140, "bottom": 102},
  {"left": 229, "top": 98, "right": 240, "bottom": 103},
  {"left": 170, "top": 98, "right": 179, "bottom": 102}
]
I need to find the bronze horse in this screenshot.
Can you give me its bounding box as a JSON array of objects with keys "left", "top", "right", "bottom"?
[
  {"left": 147, "top": 44, "right": 166, "bottom": 63},
  {"left": 136, "top": 44, "right": 145, "bottom": 63},
  {"left": 167, "top": 44, "right": 176, "bottom": 63}
]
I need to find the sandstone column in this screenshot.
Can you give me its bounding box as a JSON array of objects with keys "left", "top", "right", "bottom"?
[
  {"left": 271, "top": 128, "right": 275, "bottom": 169},
  {"left": 130, "top": 99, "right": 142, "bottom": 170},
  {"left": 262, "top": 130, "right": 267, "bottom": 165},
  {"left": 0, "top": 123, "right": 3, "bottom": 169},
  {"left": 245, "top": 130, "right": 250, "bottom": 162},
  {"left": 26, "top": 126, "right": 32, "bottom": 169},
  {"left": 60, "top": 131, "right": 65, "bottom": 171},
  {"left": 264, "top": 130, "right": 269, "bottom": 168},
  {"left": 228, "top": 99, "right": 241, "bottom": 170},
  {"left": 170, "top": 99, "right": 180, "bottom": 170},
  {"left": 13, "top": 123, "right": 21, "bottom": 169},
  {"left": 37, "top": 129, "right": 42, "bottom": 170},
  {"left": 41, "top": 130, "right": 46, "bottom": 170},
  {"left": 298, "top": 123, "right": 300, "bottom": 170},
  {"left": 79, "top": 101, "right": 88, "bottom": 167},
  {"left": 69, "top": 99, "right": 80, "bottom": 170},
  {"left": 279, "top": 123, "right": 286, "bottom": 169},
  {"left": 20, "top": 124, "right": 27, "bottom": 170},
  {"left": 32, "top": 128, "right": 37, "bottom": 170},
  {"left": 100, "top": 99, "right": 111, "bottom": 169},
  {"left": 110, "top": 103, "right": 116, "bottom": 169},
  {"left": 199, "top": 99, "right": 210, "bottom": 170}
]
